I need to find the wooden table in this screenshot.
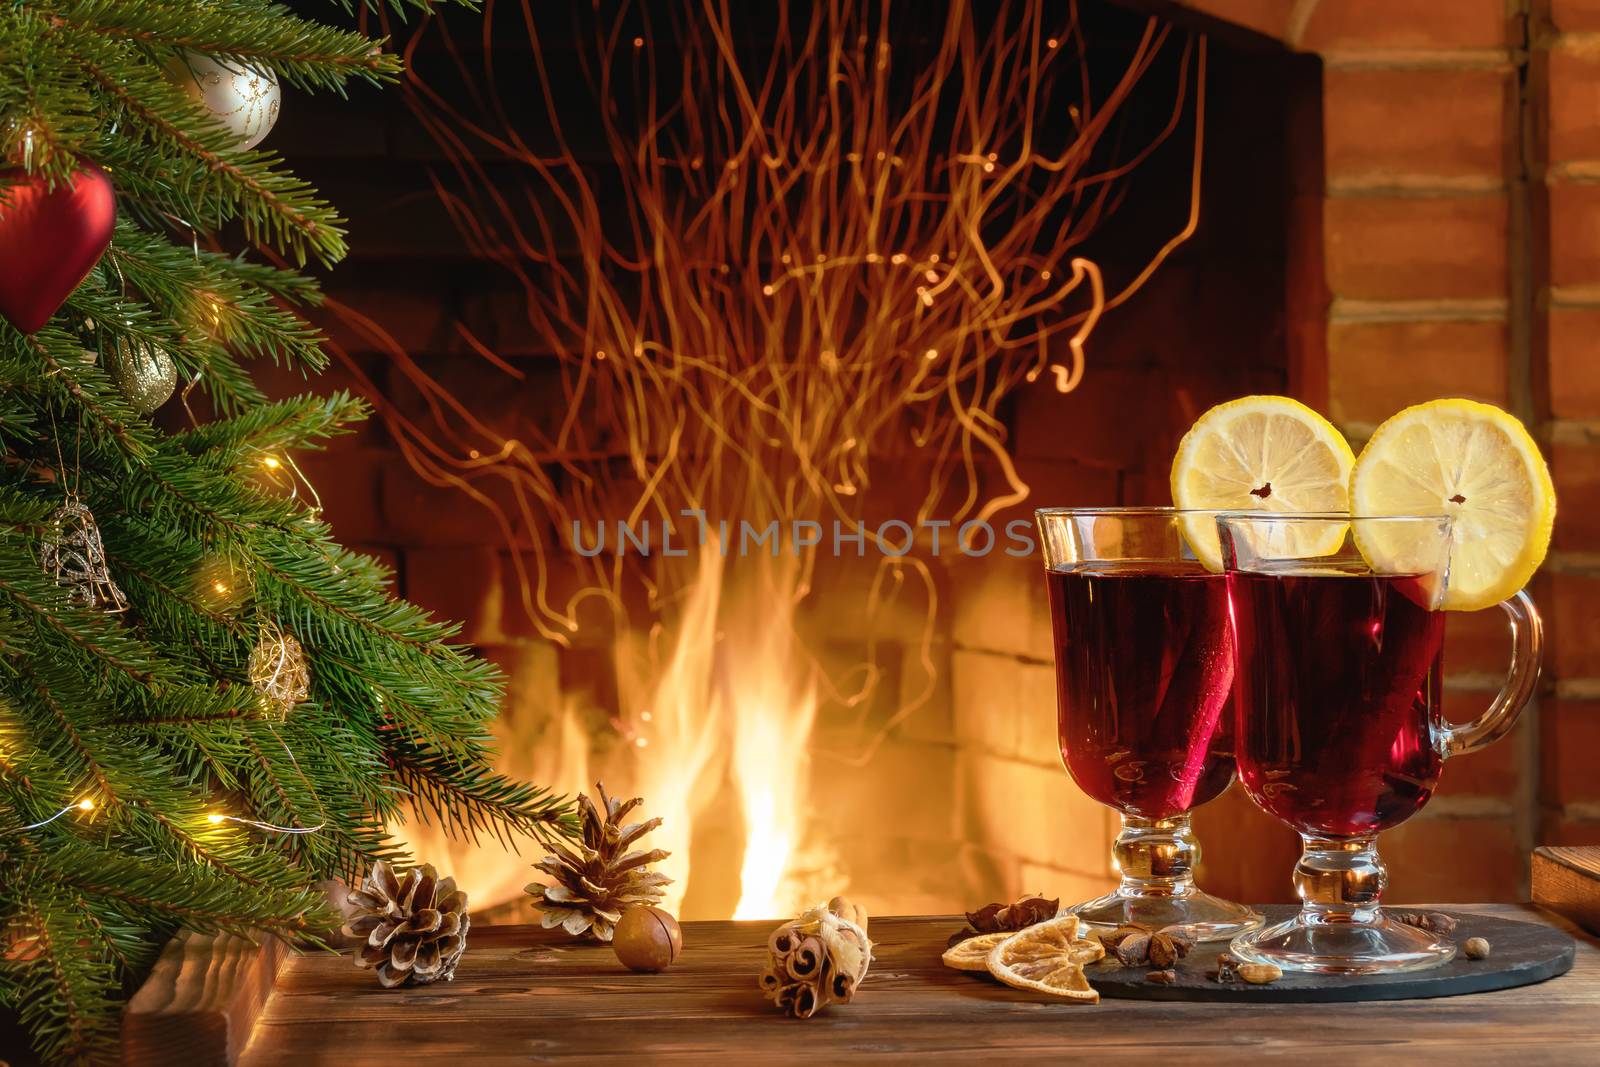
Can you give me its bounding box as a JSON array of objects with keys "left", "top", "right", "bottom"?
[{"left": 238, "top": 906, "right": 1600, "bottom": 1065}]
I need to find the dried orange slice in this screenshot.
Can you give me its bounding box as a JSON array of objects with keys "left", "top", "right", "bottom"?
[
  {"left": 984, "top": 915, "right": 1103, "bottom": 1002},
  {"left": 941, "top": 932, "right": 1012, "bottom": 972}
]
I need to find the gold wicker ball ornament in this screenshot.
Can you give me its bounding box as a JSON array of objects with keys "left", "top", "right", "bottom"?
[{"left": 248, "top": 620, "right": 310, "bottom": 718}]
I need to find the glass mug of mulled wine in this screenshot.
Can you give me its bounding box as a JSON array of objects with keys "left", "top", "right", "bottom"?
[
  {"left": 1218, "top": 513, "right": 1542, "bottom": 975},
  {"left": 1035, "top": 507, "right": 1263, "bottom": 941}
]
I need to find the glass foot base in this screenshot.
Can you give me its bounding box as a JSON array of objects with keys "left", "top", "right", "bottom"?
[
  {"left": 1069, "top": 889, "right": 1262, "bottom": 943},
  {"left": 1229, "top": 910, "right": 1456, "bottom": 975}
]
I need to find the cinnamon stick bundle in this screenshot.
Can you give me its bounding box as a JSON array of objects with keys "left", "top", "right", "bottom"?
[{"left": 759, "top": 896, "right": 872, "bottom": 1018}]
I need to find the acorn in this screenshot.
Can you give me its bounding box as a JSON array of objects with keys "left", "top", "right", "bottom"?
[{"left": 613, "top": 906, "right": 682, "bottom": 972}]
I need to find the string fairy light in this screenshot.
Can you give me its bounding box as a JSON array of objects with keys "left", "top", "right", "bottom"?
[
  {"left": 205, "top": 812, "right": 324, "bottom": 835},
  {"left": 252, "top": 450, "right": 324, "bottom": 518},
  {"left": 7, "top": 798, "right": 94, "bottom": 834}
]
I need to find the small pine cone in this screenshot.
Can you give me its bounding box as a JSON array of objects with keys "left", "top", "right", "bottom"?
[
  {"left": 344, "top": 861, "right": 470, "bottom": 989},
  {"left": 525, "top": 783, "right": 671, "bottom": 942}
]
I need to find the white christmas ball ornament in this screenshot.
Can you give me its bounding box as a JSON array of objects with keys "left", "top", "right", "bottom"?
[{"left": 168, "top": 52, "right": 281, "bottom": 151}]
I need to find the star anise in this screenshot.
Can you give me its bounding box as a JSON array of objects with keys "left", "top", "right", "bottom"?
[
  {"left": 1102, "top": 923, "right": 1193, "bottom": 968},
  {"left": 965, "top": 895, "right": 1060, "bottom": 934},
  {"left": 949, "top": 894, "right": 1061, "bottom": 946}
]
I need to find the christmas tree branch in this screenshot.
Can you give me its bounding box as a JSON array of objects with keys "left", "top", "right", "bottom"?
[
  {"left": 3, "top": 898, "right": 119, "bottom": 1065},
  {"left": 58, "top": 35, "right": 350, "bottom": 263},
  {"left": 384, "top": 733, "right": 573, "bottom": 849},
  {"left": 47, "top": 0, "right": 403, "bottom": 92},
  {"left": 105, "top": 224, "right": 330, "bottom": 371},
  {"left": 1, "top": 1, "right": 576, "bottom": 1059}
]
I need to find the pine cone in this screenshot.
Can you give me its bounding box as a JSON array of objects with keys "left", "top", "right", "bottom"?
[
  {"left": 525, "top": 782, "right": 671, "bottom": 941},
  {"left": 343, "top": 861, "right": 470, "bottom": 988}
]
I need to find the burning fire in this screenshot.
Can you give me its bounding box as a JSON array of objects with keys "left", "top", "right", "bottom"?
[
  {"left": 725, "top": 555, "right": 819, "bottom": 919},
  {"left": 339, "top": 1, "right": 1205, "bottom": 917}
]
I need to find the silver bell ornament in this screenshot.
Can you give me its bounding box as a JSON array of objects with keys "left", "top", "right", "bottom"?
[
  {"left": 166, "top": 51, "right": 281, "bottom": 151},
  {"left": 41, "top": 497, "right": 127, "bottom": 613},
  {"left": 106, "top": 336, "right": 177, "bottom": 415}
]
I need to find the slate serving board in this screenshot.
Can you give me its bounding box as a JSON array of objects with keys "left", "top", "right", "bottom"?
[{"left": 1091, "top": 905, "right": 1574, "bottom": 1002}]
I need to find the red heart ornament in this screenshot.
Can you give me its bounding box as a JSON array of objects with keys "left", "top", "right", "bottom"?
[{"left": 0, "top": 164, "right": 116, "bottom": 334}]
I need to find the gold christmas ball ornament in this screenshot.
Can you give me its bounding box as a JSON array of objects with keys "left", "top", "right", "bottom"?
[
  {"left": 166, "top": 51, "right": 281, "bottom": 151},
  {"left": 249, "top": 620, "right": 310, "bottom": 719},
  {"left": 612, "top": 906, "right": 682, "bottom": 972},
  {"left": 105, "top": 337, "right": 177, "bottom": 415}
]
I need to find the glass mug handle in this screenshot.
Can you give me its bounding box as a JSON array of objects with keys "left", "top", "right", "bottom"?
[{"left": 1439, "top": 589, "right": 1544, "bottom": 759}]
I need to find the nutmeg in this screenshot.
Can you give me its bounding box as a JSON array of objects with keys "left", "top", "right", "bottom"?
[
  {"left": 1463, "top": 936, "right": 1491, "bottom": 960},
  {"left": 613, "top": 906, "right": 682, "bottom": 972},
  {"left": 1237, "top": 961, "right": 1282, "bottom": 985}
]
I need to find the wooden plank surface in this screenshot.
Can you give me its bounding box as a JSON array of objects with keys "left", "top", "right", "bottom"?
[
  {"left": 240, "top": 906, "right": 1600, "bottom": 1065},
  {"left": 123, "top": 931, "right": 288, "bottom": 1067},
  {"left": 1532, "top": 846, "right": 1600, "bottom": 936}
]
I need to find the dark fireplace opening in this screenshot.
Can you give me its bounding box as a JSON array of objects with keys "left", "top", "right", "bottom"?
[{"left": 268, "top": 0, "right": 1316, "bottom": 918}]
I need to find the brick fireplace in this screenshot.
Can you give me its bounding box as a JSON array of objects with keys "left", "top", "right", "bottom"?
[{"left": 266, "top": 0, "right": 1599, "bottom": 918}]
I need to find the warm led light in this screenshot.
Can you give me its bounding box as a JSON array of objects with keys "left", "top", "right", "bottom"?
[
  {"left": 207, "top": 813, "right": 225, "bottom": 824},
  {"left": 213, "top": 582, "right": 229, "bottom": 595},
  {"left": 76, "top": 799, "right": 93, "bottom": 811},
  {"left": 262, "top": 456, "right": 281, "bottom": 470}
]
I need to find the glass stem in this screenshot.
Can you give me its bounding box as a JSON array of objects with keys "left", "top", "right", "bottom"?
[
  {"left": 1111, "top": 813, "right": 1198, "bottom": 899},
  {"left": 1294, "top": 834, "right": 1385, "bottom": 924}
]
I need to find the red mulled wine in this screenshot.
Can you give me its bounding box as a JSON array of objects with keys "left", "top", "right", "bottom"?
[
  {"left": 1228, "top": 568, "right": 1446, "bottom": 838},
  {"left": 1045, "top": 562, "right": 1236, "bottom": 820}
]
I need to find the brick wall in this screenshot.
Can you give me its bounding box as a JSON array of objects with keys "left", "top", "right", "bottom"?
[{"left": 1541, "top": 0, "right": 1600, "bottom": 851}]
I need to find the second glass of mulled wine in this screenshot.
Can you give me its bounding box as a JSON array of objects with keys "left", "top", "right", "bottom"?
[
  {"left": 1036, "top": 507, "right": 1262, "bottom": 942},
  {"left": 1219, "top": 513, "right": 1543, "bottom": 975}
]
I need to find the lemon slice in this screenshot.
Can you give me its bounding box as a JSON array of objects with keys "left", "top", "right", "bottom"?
[
  {"left": 941, "top": 932, "right": 1012, "bottom": 972},
  {"left": 983, "top": 915, "right": 1103, "bottom": 1002},
  {"left": 1170, "top": 395, "right": 1356, "bottom": 570},
  {"left": 1350, "top": 398, "right": 1555, "bottom": 612}
]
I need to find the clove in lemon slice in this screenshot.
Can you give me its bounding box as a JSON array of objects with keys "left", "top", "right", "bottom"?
[
  {"left": 1350, "top": 398, "right": 1555, "bottom": 612},
  {"left": 1170, "top": 395, "right": 1355, "bottom": 570}
]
